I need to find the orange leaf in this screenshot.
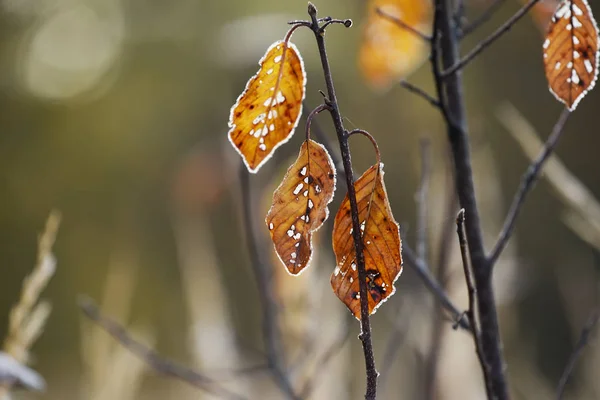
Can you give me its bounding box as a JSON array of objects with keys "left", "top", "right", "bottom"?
[
  {"left": 358, "top": 0, "right": 433, "bottom": 90},
  {"left": 266, "top": 139, "right": 336, "bottom": 275},
  {"left": 543, "top": 0, "right": 599, "bottom": 110},
  {"left": 229, "top": 41, "right": 306, "bottom": 172},
  {"left": 331, "top": 163, "right": 402, "bottom": 319}
]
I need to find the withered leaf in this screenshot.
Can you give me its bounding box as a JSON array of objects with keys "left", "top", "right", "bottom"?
[
  {"left": 331, "top": 163, "right": 402, "bottom": 319},
  {"left": 358, "top": 0, "right": 433, "bottom": 90},
  {"left": 543, "top": 0, "right": 599, "bottom": 110},
  {"left": 266, "top": 139, "right": 336, "bottom": 275},
  {"left": 228, "top": 40, "right": 306, "bottom": 173}
]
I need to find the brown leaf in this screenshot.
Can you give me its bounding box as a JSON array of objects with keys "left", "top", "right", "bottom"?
[
  {"left": 358, "top": 0, "right": 433, "bottom": 90},
  {"left": 543, "top": 0, "right": 599, "bottom": 110},
  {"left": 266, "top": 139, "right": 336, "bottom": 275},
  {"left": 229, "top": 40, "right": 306, "bottom": 172},
  {"left": 331, "top": 163, "right": 402, "bottom": 319}
]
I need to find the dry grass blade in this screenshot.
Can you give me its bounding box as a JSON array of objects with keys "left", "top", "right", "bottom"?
[
  {"left": 266, "top": 139, "right": 336, "bottom": 275},
  {"left": 497, "top": 103, "right": 600, "bottom": 251},
  {"left": 543, "top": 0, "right": 599, "bottom": 110},
  {"left": 0, "top": 211, "right": 60, "bottom": 399},
  {"left": 331, "top": 163, "right": 402, "bottom": 319},
  {"left": 228, "top": 40, "right": 306, "bottom": 173}
]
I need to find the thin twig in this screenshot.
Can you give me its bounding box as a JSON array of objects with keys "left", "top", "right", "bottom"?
[
  {"left": 460, "top": 0, "right": 508, "bottom": 38},
  {"left": 442, "top": 0, "right": 542, "bottom": 78},
  {"left": 556, "top": 309, "right": 600, "bottom": 400},
  {"left": 488, "top": 108, "right": 571, "bottom": 267},
  {"left": 239, "top": 166, "right": 299, "bottom": 400},
  {"left": 307, "top": 3, "right": 378, "bottom": 398},
  {"left": 402, "top": 245, "right": 470, "bottom": 330},
  {"left": 298, "top": 318, "right": 352, "bottom": 399},
  {"left": 400, "top": 81, "right": 441, "bottom": 108},
  {"left": 456, "top": 209, "right": 493, "bottom": 398},
  {"left": 424, "top": 159, "right": 457, "bottom": 398},
  {"left": 375, "top": 7, "right": 433, "bottom": 41},
  {"left": 78, "top": 297, "right": 248, "bottom": 400}
]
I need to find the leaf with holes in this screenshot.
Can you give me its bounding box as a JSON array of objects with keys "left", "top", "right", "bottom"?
[
  {"left": 331, "top": 163, "right": 402, "bottom": 319},
  {"left": 266, "top": 139, "right": 336, "bottom": 275},
  {"left": 543, "top": 0, "right": 599, "bottom": 110},
  {"left": 358, "top": 0, "right": 433, "bottom": 90},
  {"left": 229, "top": 41, "right": 306, "bottom": 173}
]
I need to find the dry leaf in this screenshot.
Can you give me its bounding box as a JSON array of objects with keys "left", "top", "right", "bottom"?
[
  {"left": 266, "top": 139, "right": 336, "bottom": 275},
  {"left": 331, "top": 163, "right": 402, "bottom": 319},
  {"left": 543, "top": 0, "right": 599, "bottom": 110},
  {"left": 358, "top": 0, "right": 433, "bottom": 90},
  {"left": 229, "top": 40, "right": 306, "bottom": 172},
  {"left": 525, "top": 0, "right": 561, "bottom": 32}
]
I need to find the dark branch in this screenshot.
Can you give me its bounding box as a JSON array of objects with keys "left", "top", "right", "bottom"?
[
  {"left": 488, "top": 108, "right": 571, "bottom": 267},
  {"left": 239, "top": 167, "right": 299, "bottom": 400},
  {"left": 307, "top": 3, "right": 378, "bottom": 398},
  {"left": 78, "top": 297, "right": 248, "bottom": 400},
  {"left": 442, "top": 0, "right": 542, "bottom": 78},
  {"left": 402, "top": 245, "right": 470, "bottom": 330},
  {"left": 435, "top": 0, "right": 510, "bottom": 395},
  {"left": 556, "top": 309, "right": 600, "bottom": 400},
  {"left": 375, "top": 7, "right": 433, "bottom": 41},
  {"left": 456, "top": 210, "right": 493, "bottom": 398}
]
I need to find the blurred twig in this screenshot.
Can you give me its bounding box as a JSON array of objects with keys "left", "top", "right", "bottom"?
[
  {"left": 490, "top": 106, "right": 571, "bottom": 267},
  {"left": 556, "top": 309, "right": 600, "bottom": 400},
  {"left": 416, "top": 139, "right": 432, "bottom": 262},
  {"left": 403, "top": 245, "right": 470, "bottom": 330},
  {"left": 239, "top": 166, "right": 299, "bottom": 400},
  {"left": 460, "top": 0, "right": 508, "bottom": 37},
  {"left": 79, "top": 297, "right": 248, "bottom": 400},
  {"left": 297, "top": 318, "right": 352, "bottom": 399}
]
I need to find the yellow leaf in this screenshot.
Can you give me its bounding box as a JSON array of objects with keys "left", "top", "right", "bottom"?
[
  {"left": 358, "top": 0, "right": 433, "bottom": 90},
  {"left": 229, "top": 41, "right": 306, "bottom": 172},
  {"left": 266, "top": 139, "right": 336, "bottom": 275},
  {"left": 543, "top": 0, "right": 599, "bottom": 110},
  {"left": 331, "top": 163, "right": 402, "bottom": 319}
]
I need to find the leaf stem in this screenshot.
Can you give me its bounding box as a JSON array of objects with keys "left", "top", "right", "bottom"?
[
  {"left": 347, "top": 129, "right": 382, "bottom": 166},
  {"left": 306, "top": 3, "right": 378, "bottom": 399},
  {"left": 305, "top": 104, "right": 330, "bottom": 142}
]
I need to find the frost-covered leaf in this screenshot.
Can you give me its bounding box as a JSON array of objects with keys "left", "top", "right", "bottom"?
[
  {"left": 331, "top": 163, "right": 402, "bottom": 319},
  {"left": 543, "top": 0, "right": 599, "bottom": 110},
  {"left": 266, "top": 139, "right": 336, "bottom": 275},
  {"left": 228, "top": 40, "right": 306, "bottom": 172}
]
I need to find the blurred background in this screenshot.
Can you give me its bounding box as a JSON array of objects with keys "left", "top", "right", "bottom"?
[{"left": 0, "top": 0, "right": 598, "bottom": 399}]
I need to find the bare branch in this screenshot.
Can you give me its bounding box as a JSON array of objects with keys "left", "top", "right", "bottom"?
[
  {"left": 307, "top": 3, "right": 378, "bottom": 398},
  {"left": 78, "top": 297, "right": 248, "bottom": 400},
  {"left": 443, "top": 0, "right": 542, "bottom": 78},
  {"left": 489, "top": 108, "right": 571, "bottom": 267},
  {"left": 556, "top": 309, "right": 600, "bottom": 400}
]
